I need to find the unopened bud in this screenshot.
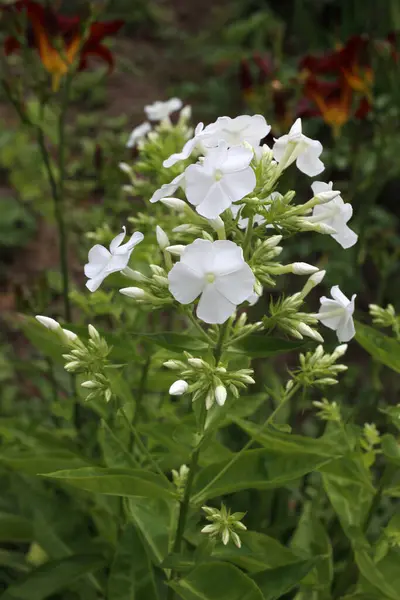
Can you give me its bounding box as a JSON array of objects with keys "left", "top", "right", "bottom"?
[
  {"left": 205, "top": 390, "right": 214, "bottom": 410},
  {"left": 264, "top": 235, "right": 282, "bottom": 248},
  {"left": 88, "top": 324, "right": 100, "bottom": 341},
  {"left": 119, "top": 162, "right": 132, "bottom": 175},
  {"left": 169, "top": 380, "right": 189, "bottom": 395},
  {"left": 209, "top": 217, "right": 225, "bottom": 233},
  {"left": 214, "top": 385, "right": 227, "bottom": 407},
  {"left": 36, "top": 315, "right": 60, "bottom": 331},
  {"left": 156, "top": 225, "right": 170, "bottom": 250},
  {"left": 81, "top": 380, "right": 98, "bottom": 389},
  {"left": 166, "top": 245, "right": 186, "bottom": 256},
  {"left": 308, "top": 270, "right": 326, "bottom": 287},
  {"left": 317, "top": 377, "right": 338, "bottom": 386},
  {"left": 298, "top": 322, "right": 324, "bottom": 342},
  {"left": 188, "top": 358, "right": 205, "bottom": 369},
  {"left": 119, "top": 287, "right": 146, "bottom": 299},
  {"left": 163, "top": 360, "right": 182, "bottom": 370},
  {"left": 332, "top": 344, "right": 348, "bottom": 359},
  {"left": 291, "top": 262, "right": 319, "bottom": 275},
  {"left": 62, "top": 328, "right": 78, "bottom": 342},
  {"left": 160, "top": 197, "right": 187, "bottom": 211},
  {"left": 315, "top": 223, "right": 337, "bottom": 235},
  {"left": 172, "top": 224, "right": 196, "bottom": 233},
  {"left": 121, "top": 267, "right": 147, "bottom": 282}
]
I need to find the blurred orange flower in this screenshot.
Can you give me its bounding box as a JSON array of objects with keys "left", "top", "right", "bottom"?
[{"left": 3, "top": 0, "right": 123, "bottom": 91}]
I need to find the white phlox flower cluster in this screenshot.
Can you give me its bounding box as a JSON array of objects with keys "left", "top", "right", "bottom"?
[{"left": 126, "top": 97, "right": 189, "bottom": 148}]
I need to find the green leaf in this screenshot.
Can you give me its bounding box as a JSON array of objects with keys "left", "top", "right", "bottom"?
[
  {"left": 229, "top": 334, "right": 306, "bottom": 358},
  {"left": 99, "top": 420, "right": 137, "bottom": 469},
  {"left": 136, "top": 332, "right": 208, "bottom": 353},
  {"left": 354, "top": 548, "right": 399, "bottom": 600},
  {"left": 212, "top": 531, "right": 303, "bottom": 574},
  {"left": 108, "top": 523, "right": 159, "bottom": 600},
  {"left": 355, "top": 321, "right": 400, "bottom": 373},
  {"left": 0, "top": 513, "right": 33, "bottom": 542},
  {"left": 192, "top": 447, "right": 337, "bottom": 505},
  {"left": 252, "top": 559, "right": 316, "bottom": 600},
  {"left": 0, "top": 550, "right": 30, "bottom": 573},
  {"left": 0, "top": 450, "right": 92, "bottom": 474},
  {"left": 43, "top": 467, "right": 176, "bottom": 500},
  {"left": 126, "top": 498, "right": 173, "bottom": 565},
  {"left": 381, "top": 434, "right": 400, "bottom": 466},
  {"left": 169, "top": 561, "right": 264, "bottom": 600},
  {"left": 2, "top": 554, "right": 104, "bottom": 600}
]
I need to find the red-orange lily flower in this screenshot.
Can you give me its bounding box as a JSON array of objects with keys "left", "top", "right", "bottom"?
[
  {"left": 3, "top": 0, "right": 123, "bottom": 91},
  {"left": 300, "top": 35, "right": 373, "bottom": 100}
]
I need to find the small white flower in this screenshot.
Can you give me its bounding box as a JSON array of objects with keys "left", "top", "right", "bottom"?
[
  {"left": 149, "top": 173, "right": 185, "bottom": 204},
  {"left": 163, "top": 114, "right": 270, "bottom": 168},
  {"left": 310, "top": 182, "right": 358, "bottom": 249},
  {"left": 318, "top": 286, "right": 356, "bottom": 342},
  {"left": 169, "top": 380, "right": 189, "bottom": 395},
  {"left": 168, "top": 239, "right": 255, "bottom": 324},
  {"left": 156, "top": 225, "right": 170, "bottom": 250},
  {"left": 144, "top": 97, "right": 183, "bottom": 121},
  {"left": 126, "top": 122, "right": 151, "bottom": 148},
  {"left": 84, "top": 227, "right": 144, "bottom": 292},
  {"left": 185, "top": 143, "right": 256, "bottom": 219},
  {"left": 36, "top": 315, "right": 61, "bottom": 330},
  {"left": 273, "top": 118, "right": 324, "bottom": 177}
]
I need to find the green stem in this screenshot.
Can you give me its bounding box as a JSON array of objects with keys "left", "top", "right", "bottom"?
[
  {"left": 191, "top": 382, "right": 300, "bottom": 505},
  {"left": 167, "top": 324, "right": 228, "bottom": 599},
  {"left": 185, "top": 309, "right": 214, "bottom": 345},
  {"left": 243, "top": 215, "right": 254, "bottom": 259},
  {"left": 133, "top": 355, "right": 151, "bottom": 426}
]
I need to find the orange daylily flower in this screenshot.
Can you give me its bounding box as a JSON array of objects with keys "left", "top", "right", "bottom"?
[
  {"left": 303, "top": 76, "right": 353, "bottom": 137},
  {"left": 3, "top": 0, "right": 123, "bottom": 91}
]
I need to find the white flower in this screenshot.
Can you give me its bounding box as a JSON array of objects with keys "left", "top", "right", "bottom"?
[
  {"left": 149, "top": 173, "right": 185, "bottom": 204},
  {"left": 126, "top": 122, "right": 151, "bottom": 148},
  {"left": 185, "top": 143, "right": 256, "bottom": 219},
  {"left": 84, "top": 227, "right": 144, "bottom": 292},
  {"left": 144, "top": 97, "right": 183, "bottom": 121},
  {"left": 310, "top": 182, "right": 358, "bottom": 249},
  {"left": 36, "top": 315, "right": 60, "bottom": 330},
  {"left": 318, "top": 286, "right": 356, "bottom": 342},
  {"left": 168, "top": 239, "right": 255, "bottom": 324},
  {"left": 169, "top": 380, "right": 189, "bottom": 395},
  {"left": 273, "top": 118, "right": 324, "bottom": 177},
  {"left": 163, "top": 114, "right": 270, "bottom": 168}
]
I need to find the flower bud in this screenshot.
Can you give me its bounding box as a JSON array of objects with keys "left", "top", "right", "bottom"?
[
  {"left": 169, "top": 380, "right": 189, "bottom": 395},
  {"left": 166, "top": 245, "right": 186, "bottom": 256},
  {"left": 317, "top": 378, "right": 338, "bottom": 386},
  {"left": 298, "top": 322, "right": 324, "bottom": 342},
  {"left": 160, "top": 197, "right": 187, "bottom": 211},
  {"left": 180, "top": 105, "right": 192, "bottom": 121},
  {"left": 119, "top": 287, "right": 146, "bottom": 299},
  {"left": 331, "top": 344, "right": 348, "bottom": 360},
  {"left": 156, "top": 225, "right": 170, "bottom": 250},
  {"left": 291, "top": 262, "right": 319, "bottom": 275},
  {"left": 172, "top": 224, "right": 196, "bottom": 233},
  {"left": 215, "top": 385, "right": 227, "bottom": 407},
  {"left": 188, "top": 358, "right": 205, "bottom": 369},
  {"left": 208, "top": 217, "right": 225, "bottom": 233},
  {"left": 121, "top": 267, "right": 147, "bottom": 282},
  {"left": 36, "top": 315, "right": 60, "bottom": 331},
  {"left": 205, "top": 390, "right": 214, "bottom": 410},
  {"left": 163, "top": 359, "right": 183, "bottom": 370},
  {"left": 88, "top": 324, "right": 100, "bottom": 341},
  {"left": 119, "top": 162, "right": 132, "bottom": 175},
  {"left": 315, "top": 223, "right": 337, "bottom": 235},
  {"left": 264, "top": 235, "right": 282, "bottom": 248},
  {"left": 122, "top": 185, "right": 135, "bottom": 194},
  {"left": 81, "top": 380, "right": 99, "bottom": 389},
  {"left": 313, "top": 190, "right": 340, "bottom": 204},
  {"left": 62, "top": 328, "right": 78, "bottom": 342}
]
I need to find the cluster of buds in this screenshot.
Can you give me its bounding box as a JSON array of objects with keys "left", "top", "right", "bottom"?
[
  {"left": 201, "top": 504, "right": 247, "bottom": 548},
  {"left": 293, "top": 343, "right": 348, "bottom": 388},
  {"left": 165, "top": 352, "right": 255, "bottom": 410},
  {"left": 120, "top": 263, "right": 174, "bottom": 309},
  {"left": 264, "top": 271, "right": 326, "bottom": 342},
  {"left": 360, "top": 422, "right": 381, "bottom": 468},
  {"left": 369, "top": 303, "right": 400, "bottom": 339},
  {"left": 312, "top": 398, "right": 342, "bottom": 422},
  {"left": 171, "top": 464, "right": 189, "bottom": 498},
  {"left": 63, "top": 325, "right": 113, "bottom": 403}
]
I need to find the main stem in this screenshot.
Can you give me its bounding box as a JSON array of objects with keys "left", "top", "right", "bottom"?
[{"left": 167, "top": 323, "right": 228, "bottom": 599}]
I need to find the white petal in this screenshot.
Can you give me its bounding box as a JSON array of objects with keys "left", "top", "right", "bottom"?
[
  {"left": 163, "top": 125, "right": 204, "bottom": 168},
  {"left": 84, "top": 245, "right": 110, "bottom": 278},
  {"left": 330, "top": 285, "right": 350, "bottom": 307},
  {"left": 196, "top": 284, "right": 236, "bottom": 324},
  {"left": 116, "top": 231, "right": 144, "bottom": 254},
  {"left": 180, "top": 239, "right": 214, "bottom": 275},
  {"left": 220, "top": 167, "right": 256, "bottom": 202},
  {"left": 196, "top": 182, "right": 232, "bottom": 219},
  {"left": 168, "top": 263, "right": 205, "bottom": 304},
  {"left": 296, "top": 146, "right": 324, "bottom": 177},
  {"left": 109, "top": 227, "right": 127, "bottom": 253},
  {"left": 215, "top": 264, "right": 255, "bottom": 304},
  {"left": 332, "top": 225, "right": 358, "bottom": 249},
  {"left": 185, "top": 165, "right": 215, "bottom": 207},
  {"left": 337, "top": 316, "right": 355, "bottom": 342},
  {"left": 86, "top": 274, "right": 105, "bottom": 293},
  {"left": 211, "top": 240, "right": 244, "bottom": 275},
  {"left": 126, "top": 122, "right": 151, "bottom": 147},
  {"left": 150, "top": 174, "right": 184, "bottom": 203},
  {"left": 220, "top": 145, "right": 253, "bottom": 172},
  {"left": 272, "top": 136, "right": 288, "bottom": 162},
  {"left": 105, "top": 253, "right": 132, "bottom": 273},
  {"left": 289, "top": 118, "right": 303, "bottom": 139},
  {"left": 311, "top": 181, "right": 332, "bottom": 195}
]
